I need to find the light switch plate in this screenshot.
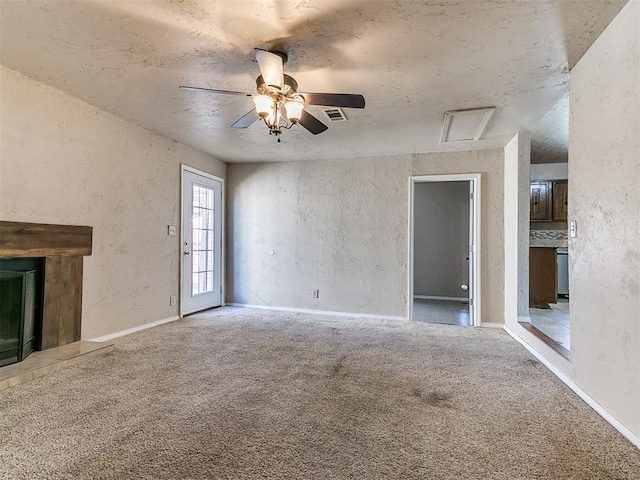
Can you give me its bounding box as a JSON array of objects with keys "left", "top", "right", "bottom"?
[
  {"left": 168, "top": 225, "right": 177, "bottom": 236},
  {"left": 569, "top": 221, "right": 577, "bottom": 238}
]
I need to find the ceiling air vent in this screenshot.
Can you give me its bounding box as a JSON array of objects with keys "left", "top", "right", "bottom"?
[
  {"left": 323, "top": 107, "right": 348, "bottom": 122},
  {"left": 440, "top": 107, "right": 495, "bottom": 143}
]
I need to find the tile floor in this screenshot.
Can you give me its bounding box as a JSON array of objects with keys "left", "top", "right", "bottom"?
[
  {"left": 413, "top": 298, "right": 471, "bottom": 326},
  {"left": 529, "top": 298, "right": 570, "bottom": 350}
]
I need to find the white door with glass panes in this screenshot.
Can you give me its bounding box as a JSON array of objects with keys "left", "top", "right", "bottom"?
[{"left": 181, "top": 167, "right": 223, "bottom": 315}]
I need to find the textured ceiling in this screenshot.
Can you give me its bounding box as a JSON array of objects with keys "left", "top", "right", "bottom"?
[{"left": 0, "top": 0, "right": 628, "bottom": 163}]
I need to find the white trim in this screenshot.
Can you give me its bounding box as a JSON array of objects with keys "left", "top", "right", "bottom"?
[
  {"left": 407, "top": 177, "right": 414, "bottom": 322},
  {"left": 230, "top": 303, "right": 407, "bottom": 322},
  {"left": 408, "top": 173, "right": 482, "bottom": 326},
  {"left": 414, "top": 295, "right": 468, "bottom": 302},
  {"left": 181, "top": 164, "right": 224, "bottom": 183},
  {"left": 180, "top": 164, "right": 225, "bottom": 317},
  {"left": 503, "top": 325, "right": 640, "bottom": 449},
  {"left": 88, "top": 316, "right": 180, "bottom": 343}
]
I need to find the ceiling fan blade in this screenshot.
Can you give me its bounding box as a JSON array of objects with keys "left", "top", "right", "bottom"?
[
  {"left": 231, "top": 109, "right": 261, "bottom": 128},
  {"left": 299, "top": 93, "right": 365, "bottom": 109},
  {"left": 254, "top": 48, "right": 284, "bottom": 89},
  {"left": 179, "top": 86, "right": 252, "bottom": 97},
  {"left": 298, "top": 110, "right": 328, "bottom": 135}
]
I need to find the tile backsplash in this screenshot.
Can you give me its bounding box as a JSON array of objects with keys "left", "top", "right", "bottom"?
[{"left": 530, "top": 230, "right": 568, "bottom": 240}]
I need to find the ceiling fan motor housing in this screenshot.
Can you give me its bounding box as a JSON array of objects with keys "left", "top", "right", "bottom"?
[{"left": 256, "top": 74, "right": 298, "bottom": 96}]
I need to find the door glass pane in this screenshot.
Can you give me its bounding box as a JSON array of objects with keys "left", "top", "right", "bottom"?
[{"left": 191, "top": 183, "right": 215, "bottom": 295}]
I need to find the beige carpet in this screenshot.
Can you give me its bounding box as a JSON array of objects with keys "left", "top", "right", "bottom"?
[{"left": 0, "top": 307, "right": 638, "bottom": 479}]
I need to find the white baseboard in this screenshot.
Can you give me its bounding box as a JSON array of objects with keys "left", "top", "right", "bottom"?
[
  {"left": 503, "top": 325, "right": 640, "bottom": 449},
  {"left": 88, "top": 316, "right": 181, "bottom": 343},
  {"left": 480, "top": 322, "right": 504, "bottom": 329},
  {"left": 230, "top": 303, "right": 407, "bottom": 322},
  {"left": 414, "top": 295, "right": 468, "bottom": 302}
]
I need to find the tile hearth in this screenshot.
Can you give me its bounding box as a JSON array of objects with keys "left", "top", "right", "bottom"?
[{"left": 0, "top": 340, "right": 113, "bottom": 391}]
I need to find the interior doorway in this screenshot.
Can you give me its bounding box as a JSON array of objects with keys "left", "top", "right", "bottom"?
[
  {"left": 181, "top": 165, "right": 224, "bottom": 316},
  {"left": 527, "top": 168, "right": 570, "bottom": 355},
  {"left": 408, "top": 174, "right": 481, "bottom": 326}
]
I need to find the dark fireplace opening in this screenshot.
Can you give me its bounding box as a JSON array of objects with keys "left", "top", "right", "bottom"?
[{"left": 0, "top": 258, "right": 44, "bottom": 367}]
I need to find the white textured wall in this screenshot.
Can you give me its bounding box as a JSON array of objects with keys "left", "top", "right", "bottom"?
[
  {"left": 503, "top": 135, "right": 520, "bottom": 324},
  {"left": 569, "top": 0, "right": 640, "bottom": 439},
  {"left": 0, "top": 66, "right": 226, "bottom": 339},
  {"left": 227, "top": 156, "right": 410, "bottom": 318},
  {"left": 414, "top": 181, "right": 470, "bottom": 298},
  {"left": 227, "top": 149, "right": 504, "bottom": 324},
  {"left": 530, "top": 162, "right": 568, "bottom": 181},
  {"left": 517, "top": 133, "right": 531, "bottom": 317},
  {"left": 503, "top": 132, "right": 531, "bottom": 322},
  {"left": 506, "top": 0, "right": 639, "bottom": 442}
]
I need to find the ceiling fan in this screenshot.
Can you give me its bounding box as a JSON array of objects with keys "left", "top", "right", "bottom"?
[{"left": 180, "top": 49, "right": 365, "bottom": 140}]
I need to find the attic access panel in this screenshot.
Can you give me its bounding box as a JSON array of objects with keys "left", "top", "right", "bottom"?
[{"left": 440, "top": 107, "right": 495, "bottom": 143}]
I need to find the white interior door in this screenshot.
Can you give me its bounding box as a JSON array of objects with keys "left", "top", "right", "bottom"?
[{"left": 181, "top": 167, "right": 223, "bottom": 315}]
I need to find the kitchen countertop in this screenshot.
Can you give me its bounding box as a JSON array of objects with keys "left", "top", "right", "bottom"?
[{"left": 530, "top": 239, "right": 569, "bottom": 248}]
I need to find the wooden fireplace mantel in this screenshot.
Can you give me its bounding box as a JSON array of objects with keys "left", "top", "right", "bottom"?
[
  {"left": 0, "top": 221, "right": 92, "bottom": 257},
  {"left": 0, "top": 221, "right": 93, "bottom": 350}
]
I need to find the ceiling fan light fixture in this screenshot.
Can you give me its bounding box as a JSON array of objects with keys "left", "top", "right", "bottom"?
[
  {"left": 181, "top": 49, "right": 365, "bottom": 138},
  {"left": 253, "top": 94, "right": 273, "bottom": 118},
  {"left": 285, "top": 96, "right": 305, "bottom": 123},
  {"left": 265, "top": 108, "right": 279, "bottom": 128}
]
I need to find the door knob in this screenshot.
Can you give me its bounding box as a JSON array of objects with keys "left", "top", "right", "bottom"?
[{"left": 184, "top": 251, "right": 191, "bottom": 256}]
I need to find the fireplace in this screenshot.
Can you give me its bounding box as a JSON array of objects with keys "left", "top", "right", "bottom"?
[
  {"left": 0, "top": 221, "right": 92, "bottom": 366},
  {"left": 0, "top": 258, "right": 43, "bottom": 367}
]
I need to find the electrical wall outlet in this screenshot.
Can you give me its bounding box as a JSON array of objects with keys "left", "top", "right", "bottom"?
[
  {"left": 170, "top": 295, "right": 176, "bottom": 306},
  {"left": 168, "top": 225, "right": 177, "bottom": 236},
  {"left": 312, "top": 289, "right": 319, "bottom": 298}
]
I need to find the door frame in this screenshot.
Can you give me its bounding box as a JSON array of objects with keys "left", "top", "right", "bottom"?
[
  {"left": 408, "top": 173, "right": 481, "bottom": 326},
  {"left": 180, "top": 164, "right": 225, "bottom": 317}
]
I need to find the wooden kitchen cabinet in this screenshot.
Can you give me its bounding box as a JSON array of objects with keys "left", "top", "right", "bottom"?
[
  {"left": 552, "top": 180, "right": 568, "bottom": 221},
  {"left": 529, "top": 247, "right": 557, "bottom": 308},
  {"left": 530, "top": 181, "right": 552, "bottom": 221}
]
